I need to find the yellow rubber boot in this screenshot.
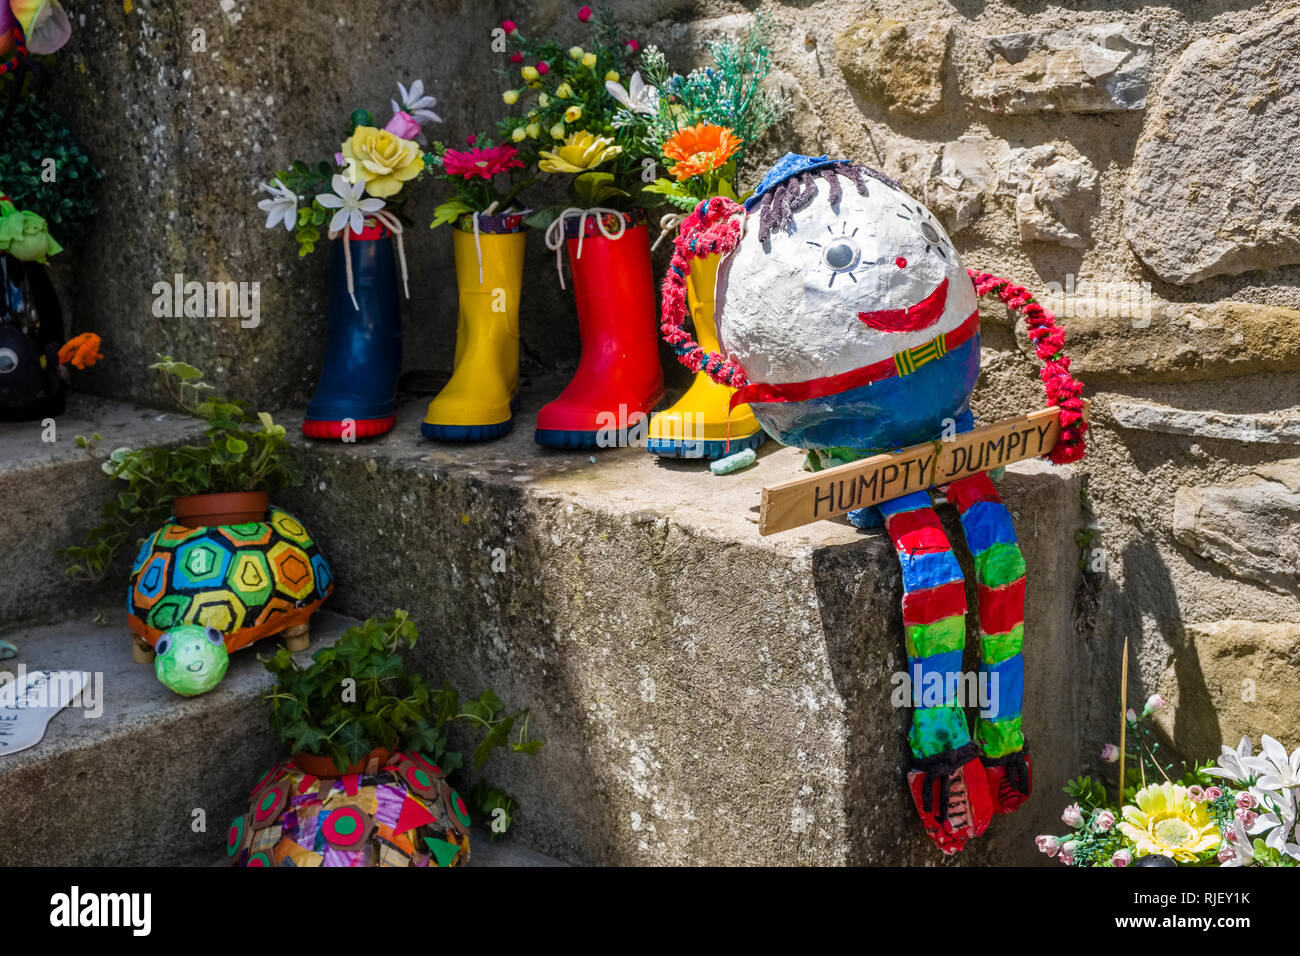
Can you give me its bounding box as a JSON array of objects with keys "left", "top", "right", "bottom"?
[
  {"left": 423, "top": 225, "right": 526, "bottom": 441},
  {"left": 647, "top": 252, "right": 766, "bottom": 459}
]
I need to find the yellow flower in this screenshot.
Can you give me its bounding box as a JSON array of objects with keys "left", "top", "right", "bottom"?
[
  {"left": 538, "top": 130, "right": 622, "bottom": 173},
  {"left": 1118, "top": 783, "right": 1221, "bottom": 863},
  {"left": 569, "top": 46, "right": 584, "bottom": 60},
  {"left": 549, "top": 123, "right": 566, "bottom": 139},
  {"left": 565, "top": 105, "right": 582, "bottom": 122},
  {"left": 605, "top": 70, "right": 619, "bottom": 83},
  {"left": 538, "top": 92, "right": 550, "bottom": 107},
  {"left": 522, "top": 65, "right": 539, "bottom": 81},
  {"left": 340, "top": 126, "right": 424, "bottom": 198},
  {"left": 582, "top": 52, "right": 597, "bottom": 69},
  {"left": 556, "top": 83, "right": 573, "bottom": 99},
  {"left": 502, "top": 89, "right": 519, "bottom": 105},
  {"left": 511, "top": 127, "right": 527, "bottom": 143},
  {"left": 526, "top": 123, "right": 541, "bottom": 139}
]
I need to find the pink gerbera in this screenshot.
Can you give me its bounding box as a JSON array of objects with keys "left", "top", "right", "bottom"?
[{"left": 442, "top": 144, "right": 525, "bottom": 180}]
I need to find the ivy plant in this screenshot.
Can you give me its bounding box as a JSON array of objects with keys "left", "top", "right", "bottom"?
[
  {"left": 261, "top": 609, "right": 543, "bottom": 833},
  {"left": 0, "top": 99, "right": 101, "bottom": 239},
  {"left": 60, "top": 356, "right": 301, "bottom": 582}
]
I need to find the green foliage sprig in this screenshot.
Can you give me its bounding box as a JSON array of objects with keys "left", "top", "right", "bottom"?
[
  {"left": 262, "top": 609, "right": 543, "bottom": 831},
  {"left": 634, "top": 16, "right": 789, "bottom": 207},
  {"left": 60, "top": 356, "right": 300, "bottom": 582},
  {"left": 0, "top": 99, "right": 101, "bottom": 239}
]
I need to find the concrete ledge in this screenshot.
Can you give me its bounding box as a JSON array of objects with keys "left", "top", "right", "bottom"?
[{"left": 274, "top": 386, "right": 1086, "bottom": 865}]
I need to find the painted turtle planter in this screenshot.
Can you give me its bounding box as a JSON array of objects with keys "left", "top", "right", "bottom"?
[
  {"left": 127, "top": 501, "right": 333, "bottom": 695},
  {"left": 228, "top": 751, "right": 472, "bottom": 867}
]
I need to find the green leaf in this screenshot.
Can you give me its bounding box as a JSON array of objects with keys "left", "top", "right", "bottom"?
[{"left": 431, "top": 199, "right": 474, "bottom": 230}]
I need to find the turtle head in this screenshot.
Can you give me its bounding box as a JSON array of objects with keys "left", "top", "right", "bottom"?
[{"left": 155, "top": 624, "right": 229, "bottom": 697}]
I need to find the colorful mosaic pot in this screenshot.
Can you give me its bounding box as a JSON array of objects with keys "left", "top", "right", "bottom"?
[
  {"left": 127, "top": 506, "right": 333, "bottom": 653},
  {"left": 228, "top": 752, "right": 472, "bottom": 867}
]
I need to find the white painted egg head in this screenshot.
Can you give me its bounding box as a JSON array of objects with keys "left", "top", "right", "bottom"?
[{"left": 716, "top": 154, "right": 980, "bottom": 452}]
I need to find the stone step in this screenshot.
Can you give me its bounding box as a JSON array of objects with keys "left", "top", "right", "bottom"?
[
  {"left": 3, "top": 383, "right": 1086, "bottom": 865},
  {"left": 271, "top": 384, "right": 1087, "bottom": 866},
  {"left": 0, "top": 607, "right": 563, "bottom": 867}
]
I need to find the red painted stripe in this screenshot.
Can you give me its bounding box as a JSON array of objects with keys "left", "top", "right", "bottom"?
[
  {"left": 730, "top": 309, "right": 980, "bottom": 410},
  {"left": 979, "top": 578, "right": 1026, "bottom": 635},
  {"left": 885, "top": 506, "right": 951, "bottom": 554},
  {"left": 858, "top": 278, "right": 948, "bottom": 333},
  {"left": 903, "top": 580, "right": 968, "bottom": 626},
  {"left": 945, "top": 472, "right": 999, "bottom": 512}
]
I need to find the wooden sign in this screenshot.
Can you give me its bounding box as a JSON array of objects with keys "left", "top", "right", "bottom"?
[{"left": 758, "top": 403, "right": 1088, "bottom": 536}]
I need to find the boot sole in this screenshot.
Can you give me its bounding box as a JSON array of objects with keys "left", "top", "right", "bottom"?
[
  {"left": 534, "top": 428, "right": 602, "bottom": 449},
  {"left": 646, "top": 431, "right": 767, "bottom": 460},
  {"left": 421, "top": 419, "right": 513, "bottom": 442},
  {"left": 302, "top": 416, "right": 396, "bottom": 440}
]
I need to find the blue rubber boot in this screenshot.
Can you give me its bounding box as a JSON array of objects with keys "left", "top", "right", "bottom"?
[{"left": 303, "top": 223, "right": 402, "bottom": 440}]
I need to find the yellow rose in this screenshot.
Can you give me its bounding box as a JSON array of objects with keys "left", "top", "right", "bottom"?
[
  {"left": 538, "top": 92, "right": 550, "bottom": 107},
  {"left": 605, "top": 70, "right": 619, "bottom": 83},
  {"left": 511, "top": 127, "right": 527, "bottom": 142},
  {"left": 582, "top": 52, "right": 597, "bottom": 69},
  {"left": 502, "top": 89, "right": 519, "bottom": 105},
  {"left": 538, "top": 130, "right": 622, "bottom": 174},
  {"left": 526, "top": 123, "right": 541, "bottom": 139},
  {"left": 569, "top": 46, "right": 584, "bottom": 60},
  {"left": 565, "top": 105, "right": 582, "bottom": 122},
  {"left": 340, "top": 126, "right": 424, "bottom": 198},
  {"left": 522, "top": 65, "right": 539, "bottom": 81},
  {"left": 556, "top": 83, "right": 573, "bottom": 99},
  {"left": 549, "top": 123, "right": 566, "bottom": 139}
]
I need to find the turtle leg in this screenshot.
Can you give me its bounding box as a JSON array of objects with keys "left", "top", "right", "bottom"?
[
  {"left": 131, "top": 635, "right": 155, "bottom": 664},
  {"left": 282, "top": 623, "right": 310, "bottom": 652}
]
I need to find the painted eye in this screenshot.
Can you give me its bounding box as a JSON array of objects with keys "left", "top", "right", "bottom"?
[
  {"left": 919, "top": 220, "right": 941, "bottom": 244},
  {"left": 155, "top": 635, "right": 172, "bottom": 655},
  {"left": 205, "top": 627, "right": 224, "bottom": 646},
  {"left": 0, "top": 348, "right": 17, "bottom": 374},
  {"left": 822, "top": 238, "right": 859, "bottom": 272},
  {"left": 895, "top": 203, "right": 950, "bottom": 260}
]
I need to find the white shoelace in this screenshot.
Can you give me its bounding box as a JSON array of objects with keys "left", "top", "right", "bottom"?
[
  {"left": 330, "top": 210, "right": 410, "bottom": 311},
  {"left": 542, "top": 207, "right": 628, "bottom": 289}
]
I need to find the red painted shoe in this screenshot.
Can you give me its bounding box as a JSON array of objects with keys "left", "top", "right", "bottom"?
[
  {"left": 908, "top": 746, "right": 994, "bottom": 854},
  {"left": 535, "top": 209, "right": 664, "bottom": 449},
  {"left": 983, "top": 749, "right": 1032, "bottom": 815}
]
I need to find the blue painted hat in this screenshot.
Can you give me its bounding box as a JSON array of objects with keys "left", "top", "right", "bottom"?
[{"left": 744, "top": 153, "right": 849, "bottom": 211}]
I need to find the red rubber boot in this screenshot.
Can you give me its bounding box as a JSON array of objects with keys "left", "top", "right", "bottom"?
[{"left": 535, "top": 209, "right": 664, "bottom": 449}]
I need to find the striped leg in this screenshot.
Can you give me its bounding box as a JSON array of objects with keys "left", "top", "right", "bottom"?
[
  {"left": 946, "top": 472, "right": 1032, "bottom": 814},
  {"left": 879, "top": 491, "right": 993, "bottom": 853}
]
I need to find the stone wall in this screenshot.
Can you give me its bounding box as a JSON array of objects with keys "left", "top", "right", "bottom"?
[{"left": 44, "top": 0, "right": 1300, "bottom": 767}]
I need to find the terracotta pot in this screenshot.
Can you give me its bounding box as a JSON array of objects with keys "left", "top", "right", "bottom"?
[
  {"left": 292, "top": 747, "right": 391, "bottom": 779},
  {"left": 173, "top": 490, "right": 269, "bottom": 528}
]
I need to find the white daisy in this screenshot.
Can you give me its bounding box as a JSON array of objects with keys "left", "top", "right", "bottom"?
[
  {"left": 605, "top": 72, "right": 659, "bottom": 115},
  {"left": 392, "top": 79, "right": 442, "bottom": 126},
  {"left": 257, "top": 178, "right": 297, "bottom": 232},
  {"left": 316, "top": 174, "right": 385, "bottom": 235}
]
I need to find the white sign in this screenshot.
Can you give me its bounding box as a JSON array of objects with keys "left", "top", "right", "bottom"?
[{"left": 0, "top": 668, "right": 92, "bottom": 757}]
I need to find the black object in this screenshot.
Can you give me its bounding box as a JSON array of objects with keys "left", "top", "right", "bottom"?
[
  {"left": 1132, "top": 853, "right": 1178, "bottom": 867},
  {"left": 0, "top": 253, "right": 66, "bottom": 420}
]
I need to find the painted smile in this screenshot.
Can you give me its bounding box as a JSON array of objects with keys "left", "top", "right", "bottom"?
[{"left": 857, "top": 277, "right": 948, "bottom": 333}]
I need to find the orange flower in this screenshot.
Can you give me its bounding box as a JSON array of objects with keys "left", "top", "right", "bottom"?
[
  {"left": 58, "top": 332, "right": 104, "bottom": 370},
  {"left": 662, "top": 123, "right": 742, "bottom": 182}
]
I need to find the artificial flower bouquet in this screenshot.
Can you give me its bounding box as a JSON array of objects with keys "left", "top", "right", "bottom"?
[
  {"left": 428, "top": 134, "right": 532, "bottom": 231},
  {"left": 633, "top": 16, "right": 789, "bottom": 209},
  {"left": 257, "top": 79, "right": 441, "bottom": 258},
  {"left": 1037, "top": 696, "right": 1299, "bottom": 867},
  {"left": 255, "top": 79, "right": 442, "bottom": 440},
  {"left": 497, "top": 6, "right": 647, "bottom": 221}
]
